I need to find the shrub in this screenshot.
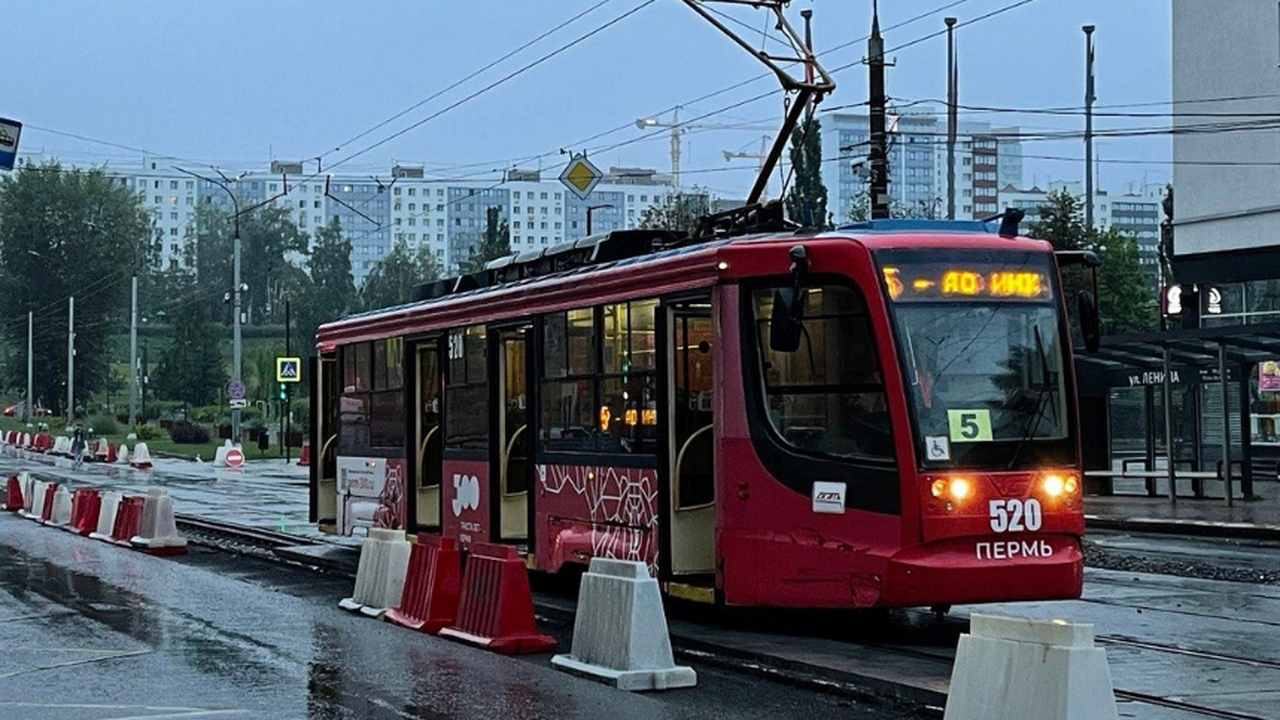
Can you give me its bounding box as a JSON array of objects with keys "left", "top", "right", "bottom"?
[
  {"left": 86, "top": 413, "right": 120, "bottom": 435},
  {"left": 169, "top": 421, "right": 210, "bottom": 444},
  {"left": 133, "top": 423, "right": 159, "bottom": 441},
  {"left": 143, "top": 400, "right": 182, "bottom": 422}
]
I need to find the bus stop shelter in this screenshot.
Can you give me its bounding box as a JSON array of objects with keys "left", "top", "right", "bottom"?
[{"left": 1074, "top": 321, "right": 1280, "bottom": 505}]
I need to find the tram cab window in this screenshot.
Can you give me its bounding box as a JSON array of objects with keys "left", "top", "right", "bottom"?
[
  {"left": 752, "top": 284, "right": 893, "bottom": 461},
  {"left": 445, "top": 326, "right": 489, "bottom": 452}
]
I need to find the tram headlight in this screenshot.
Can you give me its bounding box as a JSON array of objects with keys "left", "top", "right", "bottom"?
[
  {"left": 1042, "top": 474, "right": 1066, "bottom": 498},
  {"left": 930, "top": 479, "right": 947, "bottom": 498},
  {"left": 1040, "top": 473, "right": 1079, "bottom": 498},
  {"left": 948, "top": 477, "right": 973, "bottom": 501}
]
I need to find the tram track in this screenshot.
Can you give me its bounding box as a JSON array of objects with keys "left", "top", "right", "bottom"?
[{"left": 173, "top": 517, "right": 1280, "bottom": 720}]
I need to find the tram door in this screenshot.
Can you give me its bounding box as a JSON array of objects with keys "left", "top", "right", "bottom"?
[
  {"left": 494, "top": 327, "right": 531, "bottom": 541},
  {"left": 310, "top": 354, "right": 338, "bottom": 526},
  {"left": 413, "top": 342, "right": 443, "bottom": 529},
  {"left": 667, "top": 304, "right": 715, "bottom": 575}
]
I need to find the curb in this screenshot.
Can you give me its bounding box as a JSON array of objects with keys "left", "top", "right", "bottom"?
[{"left": 1086, "top": 515, "right": 1280, "bottom": 541}]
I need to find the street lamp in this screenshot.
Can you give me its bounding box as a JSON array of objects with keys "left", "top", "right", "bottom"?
[
  {"left": 586, "top": 204, "right": 615, "bottom": 236},
  {"left": 177, "top": 167, "right": 245, "bottom": 443}
]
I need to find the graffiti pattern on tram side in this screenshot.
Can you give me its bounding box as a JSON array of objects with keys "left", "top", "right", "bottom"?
[{"left": 538, "top": 464, "right": 659, "bottom": 572}]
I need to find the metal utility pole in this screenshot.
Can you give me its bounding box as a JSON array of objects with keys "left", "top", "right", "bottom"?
[
  {"left": 66, "top": 296, "right": 74, "bottom": 424},
  {"left": 945, "top": 16, "right": 958, "bottom": 220},
  {"left": 1083, "top": 25, "right": 1096, "bottom": 233},
  {"left": 25, "top": 311, "right": 32, "bottom": 424},
  {"left": 129, "top": 275, "right": 138, "bottom": 426},
  {"left": 586, "top": 204, "right": 614, "bottom": 235},
  {"left": 178, "top": 167, "right": 244, "bottom": 443},
  {"left": 868, "top": 0, "right": 891, "bottom": 220},
  {"left": 284, "top": 297, "right": 291, "bottom": 464}
]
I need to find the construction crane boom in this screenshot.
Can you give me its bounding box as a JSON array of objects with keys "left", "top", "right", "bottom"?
[{"left": 635, "top": 106, "right": 774, "bottom": 190}]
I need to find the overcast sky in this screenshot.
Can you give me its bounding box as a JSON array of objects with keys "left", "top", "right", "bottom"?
[{"left": 4, "top": 0, "right": 1170, "bottom": 198}]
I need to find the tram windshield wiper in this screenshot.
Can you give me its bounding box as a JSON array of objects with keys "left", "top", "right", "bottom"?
[{"left": 1007, "top": 324, "right": 1057, "bottom": 470}]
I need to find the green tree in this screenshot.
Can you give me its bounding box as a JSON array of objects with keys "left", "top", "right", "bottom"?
[
  {"left": 1159, "top": 184, "right": 1174, "bottom": 284},
  {"left": 1094, "top": 226, "right": 1157, "bottom": 333},
  {"left": 459, "top": 205, "right": 511, "bottom": 274},
  {"left": 785, "top": 117, "right": 828, "bottom": 228},
  {"left": 150, "top": 288, "right": 225, "bottom": 407},
  {"left": 1027, "top": 190, "right": 1087, "bottom": 251},
  {"left": 360, "top": 238, "right": 440, "bottom": 310},
  {"left": 638, "top": 190, "right": 710, "bottom": 235},
  {"left": 296, "top": 217, "right": 357, "bottom": 353},
  {"left": 186, "top": 201, "right": 310, "bottom": 325},
  {"left": 0, "top": 160, "right": 151, "bottom": 415},
  {"left": 1027, "top": 190, "right": 1155, "bottom": 336}
]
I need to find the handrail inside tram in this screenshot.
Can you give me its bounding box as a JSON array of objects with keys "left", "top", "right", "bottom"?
[
  {"left": 501, "top": 424, "right": 529, "bottom": 497},
  {"left": 674, "top": 423, "right": 715, "bottom": 512},
  {"left": 416, "top": 425, "right": 440, "bottom": 487},
  {"left": 319, "top": 433, "right": 337, "bottom": 467}
]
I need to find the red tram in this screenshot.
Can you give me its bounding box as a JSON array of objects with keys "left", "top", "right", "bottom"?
[{"left": 310, "top": 213, "right": 1089, "bottom": 609}]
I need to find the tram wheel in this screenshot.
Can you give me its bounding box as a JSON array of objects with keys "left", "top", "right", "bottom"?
[{"left": 930, "top": 604, "right": 951, "bottom": 621}]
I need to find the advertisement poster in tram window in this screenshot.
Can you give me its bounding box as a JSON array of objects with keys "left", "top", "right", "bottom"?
[
  {"left": 1261, "top": 361, "right": 1280, "bottom": 392},
  {"left": 335, "top": 456, "right": 407, "bottom": 534},
  {"left": 441, "top": 459, "right": 489, "bottom": 548}
]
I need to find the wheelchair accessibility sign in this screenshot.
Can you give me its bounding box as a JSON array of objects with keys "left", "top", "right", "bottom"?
[{"left": 276, "top": 357, "right": 302, "bottom": 383}]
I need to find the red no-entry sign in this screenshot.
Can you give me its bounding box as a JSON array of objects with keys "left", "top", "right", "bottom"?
[{"left": 225, "top": 447, "right": 244, "bottom": 469}]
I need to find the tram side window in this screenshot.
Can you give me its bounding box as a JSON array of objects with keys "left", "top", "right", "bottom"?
[
  {"left": 539, "top": 300, "right": 658, "bottom": 454},
  {"left": 600, "top": 300, "right": 658, "bottom": 453},
  {"left": 541, "top": 309, "right": 596, "bottom": 453},
  {"left": 370, "top": 337, "right": 405, "bottom": 448},
  {"left": 445, "top": 326, "right": 489, "bottom": 452},
  {"left": 752, "top": 285, "right": 893, "bottom": 461},
  {"left": 338, "top": 343, "right": 371, "bottom": 451}
]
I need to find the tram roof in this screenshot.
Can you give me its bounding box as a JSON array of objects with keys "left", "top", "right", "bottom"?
[{"left": 317, "top": 222, "right": 1053, "bottom": 350}]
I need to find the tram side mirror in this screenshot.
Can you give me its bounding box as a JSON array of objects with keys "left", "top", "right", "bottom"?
[
  {"left": 1078, "top": 289, "right": 1101, "bottom": 354},
  {"left": 770, "top": 287, "right": 805, "bottom": 353}
]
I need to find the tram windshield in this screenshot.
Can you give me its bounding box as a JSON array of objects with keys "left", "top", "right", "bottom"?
[{"left": 877, "top": 249, "right": 1074, "bottom": 470}]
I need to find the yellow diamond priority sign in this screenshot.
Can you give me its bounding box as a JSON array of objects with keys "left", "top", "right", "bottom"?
[{"left": 559, "top": 153, "right": 603, "bottom": 200}]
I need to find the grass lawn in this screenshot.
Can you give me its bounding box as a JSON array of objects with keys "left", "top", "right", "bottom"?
[{"left": 0, "top": 416, "right": 293, "bottom": 462}]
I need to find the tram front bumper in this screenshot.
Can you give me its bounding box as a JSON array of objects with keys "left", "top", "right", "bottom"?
[{"left": 880, "top": 533, "right": 1083, "bottom": 607}]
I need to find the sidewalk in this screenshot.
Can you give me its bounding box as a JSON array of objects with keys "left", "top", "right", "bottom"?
[
  {"left": 1086, "top": 479, "right": 1280, "bottom": 539},
  {"left": 0, "top": 450, "right": 332, "bottom": 542}
]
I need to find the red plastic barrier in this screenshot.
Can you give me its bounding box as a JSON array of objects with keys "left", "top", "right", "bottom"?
[
  {"left": 68, "top": 487, "right": 101, "bottom": 535},
  {"left": 105, "top": 443, "right": 117, "bottom": 463},
  {"left": 439, "top": 542, "right": 555, "bottom": 655},
  {"left": 4, "top": 476, "right": 21, "bottom": 512},
  {"left": 296, "top": 441, "right": 311, "bottom": 467},
  {"left": 386, "top": 535, "right": 461, "bottom": 634},
  {"left": 109, "top": 495, "right": 144, "bottom": 546},
  {"left": 38, "top": 482, "right": 59, "bottom": 522}
]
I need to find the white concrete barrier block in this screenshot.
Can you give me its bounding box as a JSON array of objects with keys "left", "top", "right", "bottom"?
[
  {"left": 552, "top": 558, "right": 696, "bottom": 691},
  {"left": 90, "top": 491, "right": 123, "bottom": 540},
  {"left": 21, "top": 480, "right": 49, "bottom": 520},
  {"left": 214, "top": 440, "right": 233, "bottom": 467},
  {"left": 131, "top": 488, "right": 188, "bottom": 550},
  {"left": 117, "top": 445, "right": 130, "bottom": 464},
  {"left": 944, "top": 614, "right": 1118, "bottom": 720},
  {"left": 46, "top": 485, "right": 73, "bottom": 526},
  {"left": 339, "top": 528, "right": 411, "bottom": 618}
]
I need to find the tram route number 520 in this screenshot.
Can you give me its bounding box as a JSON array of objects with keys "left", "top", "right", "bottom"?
[{"left": 989, "top": 498, "right": 1043, "bottom": 533}]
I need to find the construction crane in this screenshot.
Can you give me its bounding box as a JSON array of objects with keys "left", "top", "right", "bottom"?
[
  {"left": 635, "top": 106, "right": 774, "bottom": 189},
  {"left": 722, "top": 135, "right": 775, "bottom": 196}
]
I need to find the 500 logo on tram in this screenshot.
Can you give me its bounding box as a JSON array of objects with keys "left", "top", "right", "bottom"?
[{"left": 988, "top": 498, "right": 1043, "bottom": 533}]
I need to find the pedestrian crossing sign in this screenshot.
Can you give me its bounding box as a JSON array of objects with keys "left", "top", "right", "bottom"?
[{"left": 276, "top": 357, "right": 302, "bottom": 383}]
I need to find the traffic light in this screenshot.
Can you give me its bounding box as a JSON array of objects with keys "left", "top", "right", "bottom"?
[{"left": 278, "top": 383, "right": 287, "bottom": 401}]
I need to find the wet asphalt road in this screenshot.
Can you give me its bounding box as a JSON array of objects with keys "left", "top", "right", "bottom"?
[{"left": 0, "top": 515, "right": 912, "bottom": 720}]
